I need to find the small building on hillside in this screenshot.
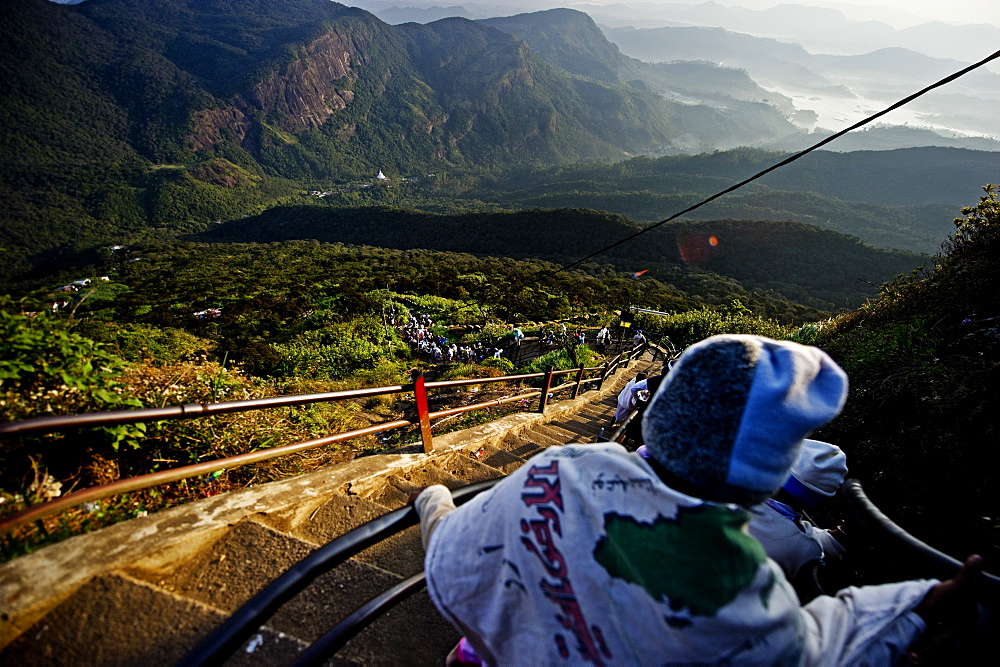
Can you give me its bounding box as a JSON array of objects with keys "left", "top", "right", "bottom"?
[{"left": 376, "top": 170, "right": 387, "bottom": 180}]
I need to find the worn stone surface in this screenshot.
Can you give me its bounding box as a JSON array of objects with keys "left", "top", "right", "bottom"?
[
  {"left": 291, "top": 495, "right": 391, "bottom": 546},
  {"left": 495, "top": 435, "right": 548, "bottom": 459},
  {"left": 166, "top": 519, "right": 403, "bottom": 645},
  {"left": 0, "top": 573, "right": 305, "bottom": 666},
  {"left": 336, "top": 590, "right": 459, "bottom": 666}
]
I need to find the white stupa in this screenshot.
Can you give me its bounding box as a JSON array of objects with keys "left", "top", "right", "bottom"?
[{"left": 376, "top": 170, "right": 386, "bottom": 180}]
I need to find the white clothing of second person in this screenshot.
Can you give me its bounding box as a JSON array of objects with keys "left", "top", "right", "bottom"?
[
  {"left": 613, "top": 377, "right": 645, "bottom": 422},
  {"left": 748, "top": 498, "right": 847, "bottom": 578}
]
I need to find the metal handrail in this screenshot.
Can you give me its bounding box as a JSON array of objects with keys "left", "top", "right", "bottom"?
[
  {"left": 428, "top": 390, "right": 542, "bottom": 420},
  {"left": 0, "top": 344, "right": 646, "bottom": 534},
  {"left": 292, "top": 573, "right": 428, "bottom": 667},
  {"left": 840, "top": 479, "right": 1000, "bottom": 602},
  {"left": 0, "top": 364, "right": 614, "bottom": 439},
  {"left": 0, "top": 385, "right": 409, "bottom": 436},
  {"left": 181, "top": 478, "right": 502, "bottom": 666},
  {"left": 0, "top": 419, "right": 414, "bottom": 534}
]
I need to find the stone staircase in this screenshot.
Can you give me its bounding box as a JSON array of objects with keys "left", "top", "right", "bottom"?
[{"left": 0, "top": 352, "right": 662, "bottom": 665}]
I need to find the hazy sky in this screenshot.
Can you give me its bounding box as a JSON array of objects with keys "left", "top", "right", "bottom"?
[
  {"left": 781, "top": 1, "right": 998, "bottom": 26},
  {"left": 575, "top": 1, "right": 1000, "bottom": 28}
]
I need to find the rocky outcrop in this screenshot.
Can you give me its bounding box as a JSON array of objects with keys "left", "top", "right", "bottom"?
[
  {"left": 190, "top": 106, "right": 253, "bottom": 152},
  {"left": 241, "top": 31, "right": 358, "bottom": 134},
  {"left": 189, "top": 28, "right": 362, "bottom": 151}
]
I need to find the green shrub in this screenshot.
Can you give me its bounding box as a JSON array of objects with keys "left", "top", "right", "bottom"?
[
  {"left": 519, "top": 346, "right": 587, "bottom": 375},
  {"left": 436, "top": 364, "right": 504, "bottom": 382},
  {"left": 272, "top": 317, "right": 391, "bottom": 380},
  {"left": 807, "top": 186, "right": 1000, "bottom": 562},
  {"left": 481, "top": 357, "right": 514, "bottom": 374},
  {"left": 946, "top": 184, "right": 998, "bottom": 258},
  {"left": 462, "top": 322, "right": 509, "bottom": 346},
  {"left": 0, "top": 301, "right": 142, "bottom": 425},
  {"left": 824, "top": 316, "right": 936, "bottom": 375},
  {"left": 0, "top": 301, "right": 147, "bottom": 538},
  {"left": 634, "top": 303, "right": 793, "bottom": 349},
  {"left": 391, "top": 293, "right": 486, "bottom": 326},
  {"left": 75, "top": 321, "right": 213, "bottom": 364},
  {"left": 787, "top": 322, "right": 825, "bottom": 346}
]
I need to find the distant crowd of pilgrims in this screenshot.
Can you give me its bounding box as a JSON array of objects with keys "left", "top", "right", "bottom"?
[{"left": 392, "top": 308, "right": 644, "bottom": 365}]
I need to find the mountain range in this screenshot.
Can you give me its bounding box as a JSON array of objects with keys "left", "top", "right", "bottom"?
[
  {"left": 602, "top": 23, "right": 1000, "bottom": 144},
  {"left": 575, "top": 1, "right": 1000, "bottom": 60},
  {"left": 0, "top": 0, "right": 800, "bottom": 282},
  {"left": 353, "top": 1, "right": 1000, "bottom": 149},
  {"left": 352, "top": 1, "right": 1000, "bottom": 61},
  {"left": 465, "top": 145, "right": 1000, "bottom": 254},
  {"left": 2, "top": 0, "right": 997, "bottom": 293}
]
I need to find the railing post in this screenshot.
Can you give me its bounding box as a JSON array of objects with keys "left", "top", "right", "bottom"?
[
  {"left": 412, "top": 371, "right": 433, "bottom": 453},
  {"left": 597, "top": 361, "right": 609, "bottom": 390},
  {"left": 538, "top": 365, "right": 554, "bottom": 413},
  {"left": 571, "top": 365, "right": 586, "bottom": 399}
]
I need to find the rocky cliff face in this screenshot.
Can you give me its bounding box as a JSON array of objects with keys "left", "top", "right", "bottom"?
[
  {"left": 243, "top": 30, "right": 358, "bottom": 133},
  {"left": 190, "top": 27, "right": 363, "bottom": 151}
]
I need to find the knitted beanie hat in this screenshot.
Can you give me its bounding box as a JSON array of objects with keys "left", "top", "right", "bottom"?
[
  {"left": 641, "top": 335, "right": 848, "bottom": 506},
  {"left": 783, "top": 439, "right": 849, "bottom": 507}
]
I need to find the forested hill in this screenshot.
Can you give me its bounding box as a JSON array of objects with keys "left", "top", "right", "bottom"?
[
  {"left": 0, "top": 0, "right": 807, "bottom": 282},
  {"left": 1, "top": 0, "right": 990, "bottom": 294},
  {"left": 471, "top": 147, "right": 1000, "bottom": 253},
  {"left": 202, "top": 205, "right": 926, "bottom": 311}
]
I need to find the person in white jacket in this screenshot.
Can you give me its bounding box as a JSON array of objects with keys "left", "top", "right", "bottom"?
[
  {"left": 748, "top": 438, "right": 849, "bottom": 579},
  {"left": 413, "top": 334, "right": 981, "bottom": 666},
  {"left": 612, "top": 372, "right": 647, "bottom": 424}
]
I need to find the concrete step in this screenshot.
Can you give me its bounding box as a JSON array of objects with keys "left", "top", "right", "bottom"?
[
  {"left": 288, "top": 493, "right": 427, "bottom": 581},
  {"left": 578, "top": 405, "right": 612, "bottom": 420},
  {"left": 165, "top": 519, "right": 405, "bottom": 647},
  {"left": 364, "top": 465, "right": 476, "bottom": 510},
  {"left": 548, "top": 419, "right": 603, "bottom": 441},
  {"left": 496, "top": 435, "right": 548, "bottom": 459},
  {"left": 470, "top": 443, "right": 528, "bottom": 476},
  {"left": 0, "top": 572, "right": 304, "bottom": 665},
  {"left": 507, "top": 426, "right": 565, "bottom": 449},
  {"left": 291, "top": 494, "right": 395, "bottom": 547},
  {"left": 432, "top": 451, "right": 508, "bottom": 486},
  {"left": 530, "top": 423, "right": 580, "bottom": 445}
]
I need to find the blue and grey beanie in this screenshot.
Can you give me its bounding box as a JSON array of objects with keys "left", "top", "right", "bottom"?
[{"left": 641, "top": 334, "right": 848, "bottom": 506}]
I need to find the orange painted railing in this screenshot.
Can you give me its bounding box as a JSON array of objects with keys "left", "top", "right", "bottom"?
[{"left": 0, "top": 343, "right": 649, "bottom": 535}]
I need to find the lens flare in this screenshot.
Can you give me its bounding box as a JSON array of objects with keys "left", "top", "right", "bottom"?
[{"left": 677, "top": 233, "right": 722, "bottom": 266}]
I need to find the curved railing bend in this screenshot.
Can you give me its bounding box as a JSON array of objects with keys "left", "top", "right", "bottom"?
[{"left": 180, "top": 478, "right": 502, "bottom": 666}]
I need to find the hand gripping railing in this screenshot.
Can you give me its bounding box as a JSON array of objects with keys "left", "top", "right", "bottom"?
[
  {"left": 180, "top": 478, "right": 502, "bottom": 666},
  {"left": 839, "top": 479, "right": 1000, "bottom": 605}
]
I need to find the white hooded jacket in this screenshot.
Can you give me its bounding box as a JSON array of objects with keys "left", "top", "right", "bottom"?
[{"left": 420, "top": 444, "right": 934, "bottom": 666}]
